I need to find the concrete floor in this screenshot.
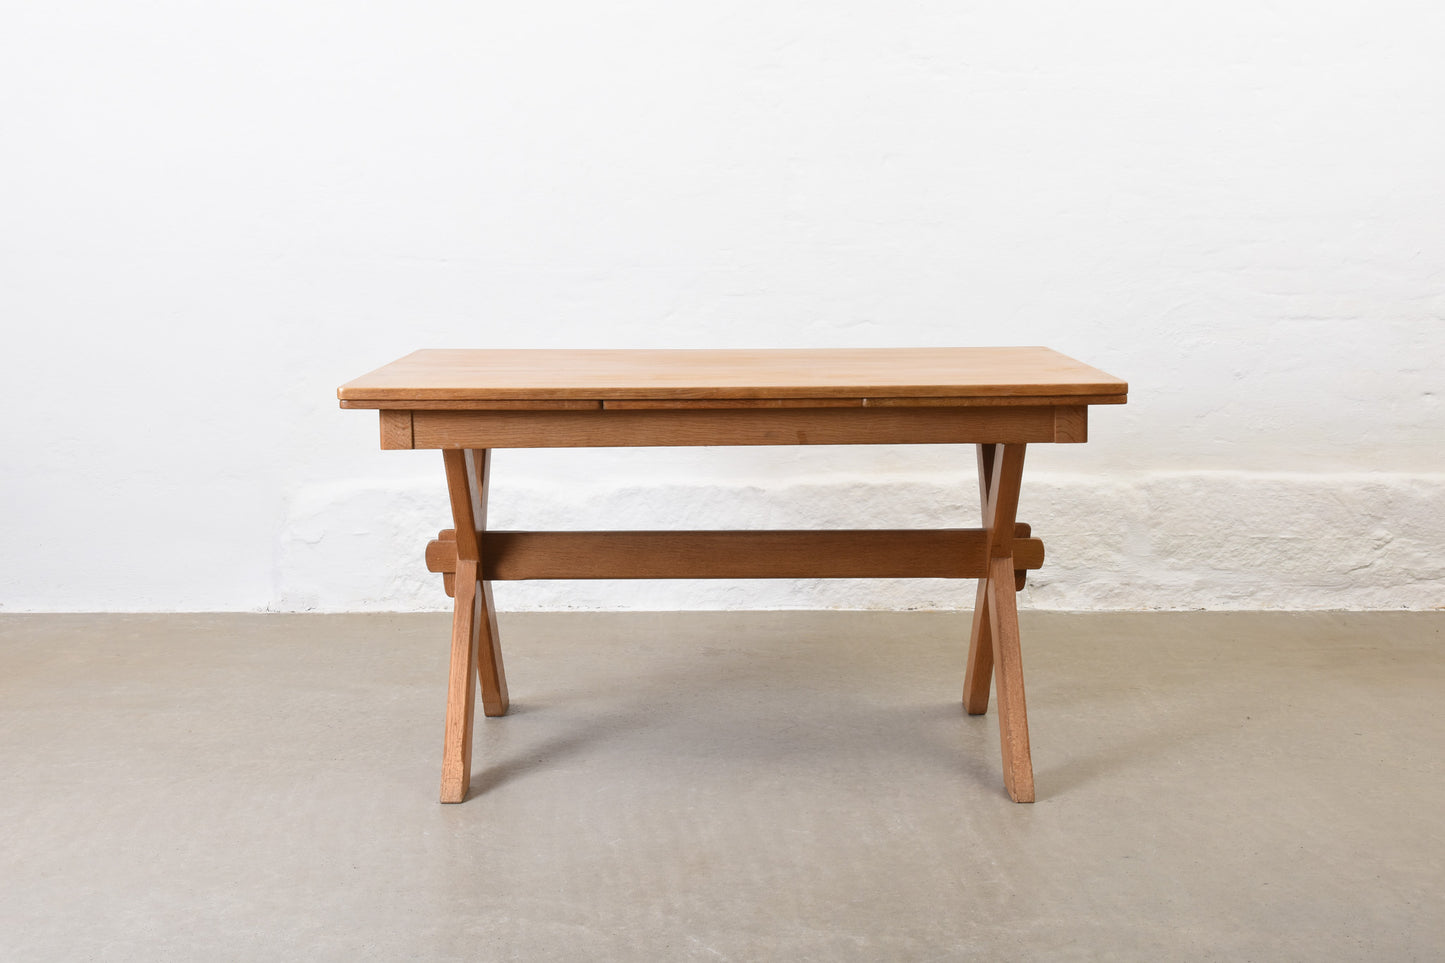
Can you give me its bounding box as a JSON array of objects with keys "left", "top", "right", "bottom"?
[{"left": 1, "top": 612, "right": 1441, "bottom": 961}]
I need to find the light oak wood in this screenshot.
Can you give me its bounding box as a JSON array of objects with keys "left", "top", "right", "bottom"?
[
  {"left": 410, "top": 406, "right": 1069, "bottom": 450},
  {"left": 989, "top": 554, "right": 1035, "bottom": 803},
  {"left": 598, "top": 395, "right": 1125, "bottom": 410},
  {"left": 346, "top": 398, "right": 600, "bottom": 411},
  {"left": 340, "top": 346, "right": 1125, "bottom": 805},
  {"left": 474, "top": 584, "right": 505, "bottom": 717},
  {"left": 986, "top": 445, "right": 1027, "bottom": 559},
  {"left": 1013, "top": 523, "right": 1032, "bottom": 592},
  {"left": 864, "top": 395, "right": 1120, "bottom": 408},
  {"left": 963, "top": 444, "right": 998, "bottom": 716},
  {"left": 972, "top": 443, "right": 1035, "bottom": 802},
  {"left": 338, "top": 347, "right": 1128, "bottom": 404},
  {"left": 971, "top": 442, "right": 1027, "bottom": 728},
  {"left": 380, "top": 410, "right": 412, "bottom": 449},
  {"left": 964, "top": 577, "right": 994, "bottom": 715},
  {"left": 451, "top": 450, "right": 508, "bottom": 717},
  {"left": 1053, "top": 406, "right": 1088, "bottom": 443},
  {"left": 439, "top": 450, "right": 508, "bottom": 803},
  {"left": 603, "top": 397, "right": 863, "bottom": 410},
  {"left": 440, "top": 559, "right": 480, "bottom": 803},
  {"left": 443, "top": 449, "right": 481, "bottom": 561},
  {"left": 424, "top": 528, "right": 1044, "bottom": 583}
]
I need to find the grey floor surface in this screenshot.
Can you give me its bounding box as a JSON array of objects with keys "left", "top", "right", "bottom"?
[{"left": 1, "top": 611, "right": 1442, "bottom": 961}]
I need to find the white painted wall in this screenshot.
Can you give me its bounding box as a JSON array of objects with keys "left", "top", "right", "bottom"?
[{"left": 3, "top": 2, "right": 1441, "bottom": 612}]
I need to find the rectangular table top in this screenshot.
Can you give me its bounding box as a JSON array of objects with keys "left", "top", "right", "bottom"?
[{"left": 338, "top": 347, "right": 1128, "bottom": 407}]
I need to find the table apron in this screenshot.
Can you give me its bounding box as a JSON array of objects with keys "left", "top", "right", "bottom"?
[{"left": 388, "top": 405, "right": 1086, "bottom": 449}]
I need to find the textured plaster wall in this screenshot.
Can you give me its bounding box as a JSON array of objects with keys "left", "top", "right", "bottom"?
[
  {"left": 2, "top": 2, "right": 1442, "bottom": 612},
  {"left": 276, "top": 469, "right": 1445, "bottom": 612}
]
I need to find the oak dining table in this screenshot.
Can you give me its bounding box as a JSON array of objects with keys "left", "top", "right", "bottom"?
[{"left": 338, "top": 347, "right": 1128, "bottom": 803}]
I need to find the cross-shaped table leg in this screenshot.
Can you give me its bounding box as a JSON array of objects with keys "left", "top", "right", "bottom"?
[
  {"left": 962, "top": 443, "right": 1036, "bottom": 803},
  {"left": 431, "top": 442, "right": 1037, "bottom": 803},
  {"left": 439, "top": 448, "right": 509, "bottom": 803}
]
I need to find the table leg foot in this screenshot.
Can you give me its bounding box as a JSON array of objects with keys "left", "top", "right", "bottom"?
[
  {"left": 963, "top": 577, "right": 993, "bottom": 715},
  {"left": 439, "top": 448, "right": 511, "bottom": 801},
  {"left": 966, "top": 443, "right": 1036, "bottom": 802},
  {"left": 441, "top": 560, "right": 481, "bottom": 803},
  {"left": 988, "top": 554, "right": 1035, "bottom": 803},
  {"left": 476, "top": 580, "right": 509, "bottom": 717},
  {"left": 963, "top": 443, "right": 997, "bottom": 714}
]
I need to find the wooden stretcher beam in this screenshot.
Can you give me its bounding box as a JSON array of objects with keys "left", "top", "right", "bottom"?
[{"left": 426, "top": 527, "right": 1043, "bottom": 587}]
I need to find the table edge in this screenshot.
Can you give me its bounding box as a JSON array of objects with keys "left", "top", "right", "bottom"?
[{"left": 339, "top": 392, "right": 1128, "bottom": 409}]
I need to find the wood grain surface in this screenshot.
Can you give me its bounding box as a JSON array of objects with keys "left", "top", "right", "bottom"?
[
  {"left": 404, "top": 405, "right": 1070, "bottom": 449},
  {"left": 339, "top": 347, "right": 1128, "bottom": 405},
  {"left": 424, "top": 528, "right": 1045, "bottom": 581}
]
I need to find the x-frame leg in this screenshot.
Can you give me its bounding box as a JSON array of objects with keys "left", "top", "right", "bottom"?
[
  {"left": 962, "top": 443, "right": 1036, "bottom": 802},
  {"left": 431, "top": 442, "right": 1037, "bottom": 804},
  {"left": 439, "top": 448, "right": 509, "bottom": 804}
]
